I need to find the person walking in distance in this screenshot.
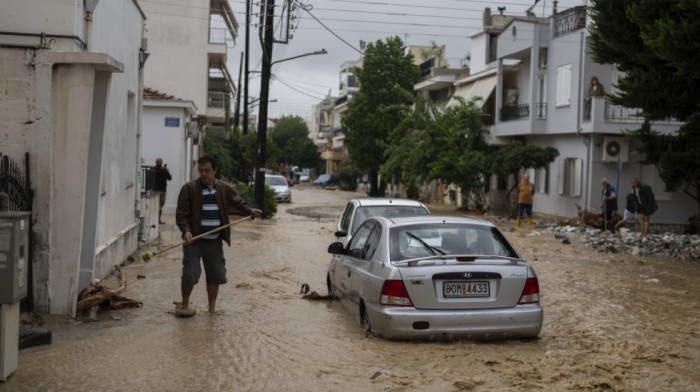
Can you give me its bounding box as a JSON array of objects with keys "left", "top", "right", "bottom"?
[
  {"left": 154, "top": 157, "right": 172, "bottom": 224},
  {"left": 631, "top": 177, "right": 657, "bottom": 239},
  {"left": 176, "top": 155, "right": 262, "bottom": 313},
  {"left": 516, "top": 173, "right": 536, "bottom": 229},
  {"left": 615, "top": 190, "right": 641, "bottom": 233},
  {"left": 600, "top": 178, "right": 618, "bottom": 233}
]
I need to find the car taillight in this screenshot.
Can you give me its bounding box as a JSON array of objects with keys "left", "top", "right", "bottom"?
[
  {"left": 518, "top": 277, "right": 540, "bottom": 304},
  {"left": 380, "top": 280, "right": 413, "bottom": 306}
]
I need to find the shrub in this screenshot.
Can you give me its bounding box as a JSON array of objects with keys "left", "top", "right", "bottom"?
[{"left": 235, "top": 181, "right": 277, "bottom": 219}]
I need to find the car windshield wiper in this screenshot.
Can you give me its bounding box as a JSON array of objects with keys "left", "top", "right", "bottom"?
[{"left": 405, "top": 231, "right": 445, "bottom": 255}]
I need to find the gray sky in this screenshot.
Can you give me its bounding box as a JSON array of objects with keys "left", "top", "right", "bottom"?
[{"left": 224, "top": 0, "right": 585, "bottom": 121}]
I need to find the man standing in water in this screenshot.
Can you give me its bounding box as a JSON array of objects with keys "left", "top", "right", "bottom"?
[
  {"left": 176, "top": 155, "right": 262, "bottom": 313},
  {"left": 516, "top": 173, "right": 536, "bottom": 229},
  {"left": 631, "top": 177, "right": 657, "bottom": 239}
]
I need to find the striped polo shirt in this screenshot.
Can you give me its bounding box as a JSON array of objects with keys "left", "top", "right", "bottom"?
[{"left": 201, "top": 182, "right": 221, "bottom": 239}]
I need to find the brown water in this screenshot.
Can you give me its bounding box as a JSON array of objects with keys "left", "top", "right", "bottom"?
[{"left": 3, "top": 186, "right": 699, "bottom": 391}]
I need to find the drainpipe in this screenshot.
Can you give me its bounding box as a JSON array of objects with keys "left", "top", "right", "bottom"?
[
  {"left": 574, "top": 30, "right": 591, "bottom": 211},
  {"left": 84, "top": 0, "right": 100, "bottom": 51}
]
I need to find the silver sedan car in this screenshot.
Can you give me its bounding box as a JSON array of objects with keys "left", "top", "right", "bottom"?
[{"left": 326, "top": 215, "right": 543, "bottom": 340}]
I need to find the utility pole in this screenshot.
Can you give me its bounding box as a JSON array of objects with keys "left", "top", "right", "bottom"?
[
  {"left": 254, "top": 0, "right": 275, "bottom": 209},
  {"left": 243, "top": 0, "right": 251, "bottom": 134},
  {"left": 234, "top": 51, "right": 243, "bottom": 128}
]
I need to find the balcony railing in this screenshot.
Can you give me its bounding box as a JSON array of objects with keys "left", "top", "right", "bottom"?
[
  {"left": 208, "top": 91, "right": 229, "bottom": 108},
  {"left": 536, "top": 102, "right": 547, "bottom": 119},
  {"left": 553, "top": 7, "right": 587, "bottom": 38},
  {"left": 419, "top": 58, "right": 435, "bottom": 77},
  {"left": 335, "top": 95, "right": 348, "bottom": 106},
  {"left": 209, "top": 27, "right": 228, "bottom": 44},
  {"left": 500, "top": 104, "right": 530, "bottom": 121}
]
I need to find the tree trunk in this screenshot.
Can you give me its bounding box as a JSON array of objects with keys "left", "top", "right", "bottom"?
[{"left": 369, "top": 167, "right": 380, "bottom": 196}]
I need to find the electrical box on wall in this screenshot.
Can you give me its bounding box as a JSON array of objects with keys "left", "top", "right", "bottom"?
[{"left": 601, "top": 136, "right": 629, "bottom": 163}]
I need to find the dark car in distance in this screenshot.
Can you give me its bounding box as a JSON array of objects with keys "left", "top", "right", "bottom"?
[{"left": 313, "top": 173, "right": 340, "bottom": 187}]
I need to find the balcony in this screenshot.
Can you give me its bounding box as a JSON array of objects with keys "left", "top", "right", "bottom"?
[
  {"left": 580, "top": 96, "right": 681, "bottom": 134},
  {"left": 206, "top": 91, "right": 229, "bottom": 123},
  {"left": 553, "top": 7, "right": 587, "bottom": 38},
  {"left": 208, "top": 27, "right": 228, "bottom": 65},
  {"left": 500, "top": 104, "right": 530, "bottom": 121}
]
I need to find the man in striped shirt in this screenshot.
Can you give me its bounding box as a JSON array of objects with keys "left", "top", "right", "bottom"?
[{"left": 176, "top": 155, "right": 262, "bottom": 313}]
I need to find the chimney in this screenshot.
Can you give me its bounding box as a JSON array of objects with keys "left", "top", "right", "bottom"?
[
  {"left": 553, "top": 0, "right": 558, "bottom": 15},
  {"left": 483, "top": 8, "right": 491, "bottom": 27}
]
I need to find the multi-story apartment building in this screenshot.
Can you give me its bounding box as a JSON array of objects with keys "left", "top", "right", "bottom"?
[
  {"left": 0, "top": 1, "right": 146, "bottom": 315},
  {"left": 455, "top": 6, "right": 692, "bottom": 225},
  {"left": 140, "top": 0, "right": 238, "bottom": 189}
]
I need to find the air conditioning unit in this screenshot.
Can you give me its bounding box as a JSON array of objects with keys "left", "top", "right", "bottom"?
[
  {"left": 185, "top": 121, "right": 198, "bottom": 139},
  {"left": 601, "top": 136, "right": 629, "bottom": 163}
]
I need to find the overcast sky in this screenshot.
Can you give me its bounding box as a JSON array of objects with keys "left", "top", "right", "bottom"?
[{"left": 223, "top": 0, "right": 585, "bottom": 121}]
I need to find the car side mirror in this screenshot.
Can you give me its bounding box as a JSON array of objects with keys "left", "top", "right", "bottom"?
[
  {"left": 334, "top": 230, "right": 347, "bottom": 238},
  {"left": 328, "top": 242, "right": 346, "bottom": 255}
]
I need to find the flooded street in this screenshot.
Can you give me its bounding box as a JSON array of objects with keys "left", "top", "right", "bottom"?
[{"left": 4, "top": 186, "right": 699, "bottom": 391}]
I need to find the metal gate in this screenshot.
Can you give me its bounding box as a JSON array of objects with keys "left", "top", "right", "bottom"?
[{"left": 0, "top": 152, "right": 34, "bottom": 310}]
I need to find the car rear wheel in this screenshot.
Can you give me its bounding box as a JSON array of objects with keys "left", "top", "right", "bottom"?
[{"left": 360, "top": 303, "right": 371, "bottom": 332}]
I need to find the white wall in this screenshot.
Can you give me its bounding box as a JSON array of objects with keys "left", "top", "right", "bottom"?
[
  {"left": 142, "top": 105, "right": 190, "bottom": 213},
  {"left": 141, "top": 0, "right": 211, "bottom": 116}
]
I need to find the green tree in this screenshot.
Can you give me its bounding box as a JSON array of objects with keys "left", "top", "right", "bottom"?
[
  {"left": 286, "top": 137, "right": 322, "bottom": 170},
  {"left": 589, "top": 0, "right": 700, "bottom": 215},
  {"left": 203, "top": 131, "right": 238, "bottom": 179},
  {"left": 271, "top": 115, "right": 309, "bottom": 153},
  {"left": 489, "top": 141, "right": 559, "bottom": 214},
  {"left": 342, "top": 36, "right": 420, "bottom": 196}
]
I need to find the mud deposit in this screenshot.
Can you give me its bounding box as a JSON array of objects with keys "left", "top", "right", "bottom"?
[{"left": 5, "top": 186, "right": 699, "bottom": 391}]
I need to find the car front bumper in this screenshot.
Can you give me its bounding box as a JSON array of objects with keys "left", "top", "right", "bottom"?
[{"left": 365, "top": 302, "right": 543, "bottom": 341}]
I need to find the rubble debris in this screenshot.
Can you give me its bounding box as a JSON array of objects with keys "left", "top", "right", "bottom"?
[
  {"left": 76, "top": 264, "right": 142, "bottom": 314},
  {"left": 301, "top": 291, "right": 334, "bottom": 301},
  {"left": 554, "top": 234, "right": 570, "bottom": 244}
]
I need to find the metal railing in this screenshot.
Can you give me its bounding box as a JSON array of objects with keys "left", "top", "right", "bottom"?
[
  {"left": 419, "top": 58, "right": 435, "bottom": 77},
  {"left": 208, "top": 91, "right": 229, "bottom": 108},
  {"left": 209, "top": 27, "right": 227, "bottom": 44},
  {"left": 335, "top": 95, "right": 348, "bottom": 106},
  {"left": 140, "top": 165, "right": 156, "bottom": 196},
  {"left": 536, "top": 102, "right": 547, "bottom": 119},
  {"left": 500, "top": 104, "right": 530, "bottom": 121},
  {"left": 553, "top": 7, "right": 587, "bottom": 38}
]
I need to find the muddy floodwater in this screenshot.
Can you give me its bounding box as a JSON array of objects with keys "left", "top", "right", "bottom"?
[{"left": 4, "top": 186, "right": 699, "bottom": 391}]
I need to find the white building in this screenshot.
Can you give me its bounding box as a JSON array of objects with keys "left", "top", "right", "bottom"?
[
  {"left": 140, "top": 0, "right": 238, "bottom": 165},
  {"left": 0, "top": 0, "right": 146, "bottom": 315},
  {"left": 449, "top": 6, "right": 692, "bottom": 226},
  {"left": 141, "top": 88, "right": 198, "bottom": 214}
]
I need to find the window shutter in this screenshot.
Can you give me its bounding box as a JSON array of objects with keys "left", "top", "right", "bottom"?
[
  {"left": 557, "top": 159, "right": 565, "bottom": 195},
  {"left": 573, "top": 158, "right": 583, "bottom": 197}
]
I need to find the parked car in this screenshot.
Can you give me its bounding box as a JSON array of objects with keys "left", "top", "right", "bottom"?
[
  {"left": 299, "top": 174, "right": 310, "bottom": 182},
  {"left": 285, "top": 177, "right": 294, "bottom": 187},
  {"left": 265, "top": 174, "right": 291, "bottom": 203},
  {"left": 335, "top": 198, "right": 430, "bottom": 245},
  {"left": 326, "top": 215, "right": 543, "bottom": 340},
  {"left": 312, "top": 173, "right": 340, "bottom": 187}
]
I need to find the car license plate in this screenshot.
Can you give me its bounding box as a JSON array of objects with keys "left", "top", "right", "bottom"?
[{"left": 443, "top": 281, "right": 490, "bottom": 298}]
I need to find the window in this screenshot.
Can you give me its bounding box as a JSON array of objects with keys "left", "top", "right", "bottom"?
[
  {"left": 557, "top": 158, "right": 582, "bottom": 196},
  {"left": 488, "top": 33, "right": 498, "bottom": 63},
  {"left": 556, "top": 64, "right": 572, "bottom": 107},
  {"left": 347, "top": 221, "right": 375, "bottom": 259},
  {"left": 640, "top": 165, "right": 671, "bottom": 201},
  {"left": 339, "top": 203, "right": 355, "bottom": 233},
  {"left": 537, "top": 75, "right": 547, "bottom": 119},
  {"left": 527, "top": 167, "right": 549, "bottom": 193}
]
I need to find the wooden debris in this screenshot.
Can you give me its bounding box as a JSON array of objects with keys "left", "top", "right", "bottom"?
[{"left": 76, "top": 264, "right": 142, "bottom": 314}]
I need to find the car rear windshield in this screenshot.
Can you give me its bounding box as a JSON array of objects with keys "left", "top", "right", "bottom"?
[
  {"left": 351, "top": 205, "right": 428, "bottom": 234},
  {"left": 265, "top": 176, "right": 288, "bottom": 186},
  {"left": 389, "top": 223, "right": 518, "bottom": 261}
]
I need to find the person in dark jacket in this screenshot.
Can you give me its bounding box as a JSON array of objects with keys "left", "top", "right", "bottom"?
[
  {"left": 155, "top": 157, "right": 172, "bottom": 224},
  {"left": 176, "top": 155, "right": 262, "bottom": 313},
  {"left": 631, "top": 177, "right": 657, "bottom": 238},
  {"left": 615, "top": 190, "right": 641, "bottom": 232},
  {"left": 600, "top": 178, "right": 617, "bottom": 233}
]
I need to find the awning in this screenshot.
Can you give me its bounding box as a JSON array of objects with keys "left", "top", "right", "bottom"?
[{"left": 447, "top": 75, "right": 497, "bottom": 108}]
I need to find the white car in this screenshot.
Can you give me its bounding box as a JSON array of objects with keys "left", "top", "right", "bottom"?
[
  {"left": 265, "top": 174, "right": 291, "bottom": 203},
  {"left": 335, "top": 198, "right": 430, "bottom": 245}
]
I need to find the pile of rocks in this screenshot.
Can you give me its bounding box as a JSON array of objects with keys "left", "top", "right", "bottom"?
[{"left": 544, "top": 224, "right": 700, "bottom": 261}]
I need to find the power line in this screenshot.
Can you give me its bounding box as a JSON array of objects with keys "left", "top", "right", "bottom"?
[{"left": 296, "top": 2, "right": 364, "bottom": 54}]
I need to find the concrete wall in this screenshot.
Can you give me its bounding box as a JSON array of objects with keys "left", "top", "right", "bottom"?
[
  {"left": 142, "top": 105, "right": 191, "bottom": 213},
  {"left": 0, "top": 0, "right": 83, "bottom": 51},
  {"left": 0, "top": 0, "right": 144, "bottom": 315},
  {"left": 469, "top": 32, "right": 488, "bottom": 75},
  {"left": 141, "top": 0, "right": 211, "bottom": 116}
]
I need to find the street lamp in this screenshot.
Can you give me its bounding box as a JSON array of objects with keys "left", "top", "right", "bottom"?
[{"left": 254, "top": 45, "right": 327, "bottom": 209}]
